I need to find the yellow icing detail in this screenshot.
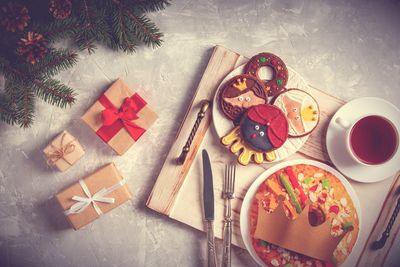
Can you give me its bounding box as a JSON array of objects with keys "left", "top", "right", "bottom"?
[
  {"left": 221, "top": 127, "right": 240, "bottom": 145},
  {"left": 265, "top": 151, "right": 276, "bottom": 161},
  {"left": 301, "top": 105, "right": 318, "bottom": 122},
  {"left": 221, "top": 126, "right": 269, "bottom": 165},
  {"left": 254, "top": 152, "right": 264, "bottom": 164},
  {"left": 238, "top": 149, "right": 252, "bottom": 165},
  {"left": 233, "top": 78, "right": 247, "bottom": 91},
  {"left": 230, "top": 140, "right": 243, "bottom": 153}
]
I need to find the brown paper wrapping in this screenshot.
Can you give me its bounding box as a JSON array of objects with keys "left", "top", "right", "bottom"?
[
  {"left": 254, "top": 201, "right": 347, "bottom": 262},
  {"left": 81, "top": 79, "right": 158, "bottom": 155},
  {"left": 43, "top": 130, "right": 85, "bottom": 172},
  {"left": 55, "top": 163, "right": 132, "bottom": 230}
]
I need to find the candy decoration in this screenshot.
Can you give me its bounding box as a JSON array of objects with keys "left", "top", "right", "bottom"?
[
  {"left": 342, "top": 222, "right": 354, "bottom": 231},
  {"left": 279, "top": 173, "right": 302, "bottom": 214},
  {"left": 304, "top": 177, "right": 313, "bottom": 184},
  {"left": 244, "top": 52, "right": 289, "bottom": 96},
  {"left": 322, "top": 179, "right": 331, "bottom": 189},
  {"left": 285, "top": 167, "right": 307, "bottom": 205},
  {"left": 329, "top": 205, "right": 340, "bottom": 214}
]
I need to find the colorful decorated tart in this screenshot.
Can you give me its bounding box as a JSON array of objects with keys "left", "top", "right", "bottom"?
[
  {"left": 219, "top": 74, "right": 267, "bottom": 122},
  {"left": 249, "top": 164, "right": 359, "bottom": 266},
  {"left": 240, "top": 104, "right": 289, "bottom": 153},
  {"left": 273, "top": 89, "right": 320, "bottom": 137},
  {"left": 245, "top": 52, "right": 289, "bottom": 97}
]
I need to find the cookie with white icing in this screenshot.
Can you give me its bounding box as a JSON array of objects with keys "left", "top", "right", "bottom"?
[{"left": 273, "top": 89, "right": 320, "bottom": 137}]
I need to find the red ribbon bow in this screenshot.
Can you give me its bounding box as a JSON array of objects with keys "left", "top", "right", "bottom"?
[{"left": 96, "top": 94, "right": 147, "bottom": 143}]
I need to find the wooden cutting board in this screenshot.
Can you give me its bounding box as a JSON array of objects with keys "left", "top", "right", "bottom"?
[{"left": 146, "top": 45, "right": 399, "bottom": 266}]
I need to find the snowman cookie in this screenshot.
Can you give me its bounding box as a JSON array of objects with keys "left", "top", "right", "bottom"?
[
  {"left": 219, "top": 74, "right": 267, "bottom": 122},
  {"left": 273, "top": 89, "right": 320, "bottom": 137},
  {"left": 244, "top": 52, "right": 289, "bottom": 97},
  {"left": 239, "top": 104, "right": 289, "bottom": 152}
]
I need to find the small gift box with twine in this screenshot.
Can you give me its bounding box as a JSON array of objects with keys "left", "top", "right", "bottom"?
[
  {"left": 81, "top": 79, "right": 158, "bottom": 155},
  {"left": 55, "top": 163, "right": 132, "bottom": 230},
  {"left": 43, "top": 130, "right": 85, "bottom": 172}
]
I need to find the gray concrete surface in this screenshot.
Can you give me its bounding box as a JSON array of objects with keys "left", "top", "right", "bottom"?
[{"left": 1, "top": 0, "right": 399, "bottom": 266}]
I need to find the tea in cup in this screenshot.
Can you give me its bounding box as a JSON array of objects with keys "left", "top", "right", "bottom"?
[{"left": 336, "top": 115, "right": 399, "bottom": 165}]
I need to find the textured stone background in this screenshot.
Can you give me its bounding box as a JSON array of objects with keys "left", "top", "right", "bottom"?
[{"left": 1, "top": 0, "right": 400, "bottom": 266}]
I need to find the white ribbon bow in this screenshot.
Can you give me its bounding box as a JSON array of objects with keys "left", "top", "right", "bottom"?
[{"left": 64, "top": 179, "right": 126, "bottom": 216}]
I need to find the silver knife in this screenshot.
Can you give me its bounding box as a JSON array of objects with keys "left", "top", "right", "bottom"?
[{"left": 202, "top": 149, "right": 218, "bottom": 267}]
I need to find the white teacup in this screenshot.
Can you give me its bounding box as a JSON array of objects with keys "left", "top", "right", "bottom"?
[{"left": 335, "top": 115, "right": 399, "bottom": 166}]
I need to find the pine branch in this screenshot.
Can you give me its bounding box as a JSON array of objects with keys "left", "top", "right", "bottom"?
[
  {"left": 0, "top": 58, "right": 30, "bottom": 85},
  {"left": 28, "top": 49, "right": 78, "bottom": 78},
  {"left": 110, "top": 0, "right": 163, "bottom": 48},
  {"left": 74, "top": 0, "right": 114, "bottom": 53},
  {"left": 0, "top": 91, "right": 18, "bottom": 126},
  {"left": 132, "top": 0, "right": 171, "bottom": 13},
  {"left": 0, "top": 94, "right": 17, "bottom": 126},
  {"left": 0, "top": 0, "right": 170, "bottom": 128},
  {"left": 125, "top": 10, "right": 163, "bottom": 48},
  {"left": 32, "top": 78, "right": 76, "bottom": 108},
  {"left": 17, "top": 84, "right": 35, "bottom": 128},
  {"left": 110, "top": 4, "right": 138, "bottom": 53},
  {"left": 33, "top": 18, "right": 80, "bottom": 43},
  {"left": 0, "top": 80, "right": 35, "bottom": 127}
]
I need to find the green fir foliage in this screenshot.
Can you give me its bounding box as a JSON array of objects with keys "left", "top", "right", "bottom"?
[{"left": 0, "top": 0, "right": 170, "bottom": 127}]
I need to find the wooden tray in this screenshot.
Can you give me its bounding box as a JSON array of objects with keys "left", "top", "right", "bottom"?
[{"left": 147, "top": 46, "right": 400, "bottom": 266}]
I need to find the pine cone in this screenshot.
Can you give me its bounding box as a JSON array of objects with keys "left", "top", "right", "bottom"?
[
  {"left": 16, "top": 32, "right": 49, "bottom": 65},
  {"left": 0, "top": 2, "right": 30, "bottom": 32},
  {"left": 49, "top": 0, "right": 72, "bottom": 20}
]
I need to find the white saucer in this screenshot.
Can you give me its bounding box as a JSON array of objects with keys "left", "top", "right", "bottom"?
[{"left": 326, "top": 97, "right": 400, "bottom": 183}]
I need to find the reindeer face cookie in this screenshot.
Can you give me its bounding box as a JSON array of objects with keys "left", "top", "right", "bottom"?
[
  {"left": 219, "top": 74, "right": 267, "bottom": 122},
  {"left": 273, "top": 89, "right": 320, "bottom": 137}
]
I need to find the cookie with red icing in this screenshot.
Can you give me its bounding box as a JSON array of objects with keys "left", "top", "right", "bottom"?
[
  {"left": 273, "top": 89, "right": 320, "bottom": 137},
  {"left": 244, "top": 52, "right": 288, "bottom": 97},
  {"left": 219, "top": 74, "right": 267, "bottom": 122},
  {"left": 239, "top": 104, "right": 289, "bottom": 152}
]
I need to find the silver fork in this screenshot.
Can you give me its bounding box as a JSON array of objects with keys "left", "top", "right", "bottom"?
[{"left": 222, "top": 164, "right": 236, "bottom": 267}]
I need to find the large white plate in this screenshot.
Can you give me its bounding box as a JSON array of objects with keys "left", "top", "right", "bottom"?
[
  {"left": 326, "top": 97, "right": 400, "bottom": 183},
  {"left": 212, "top": 64, "right": 312, "bottom": 163},
  {"left": 240, "top": 159, "right": 362, "bottom": 267}
]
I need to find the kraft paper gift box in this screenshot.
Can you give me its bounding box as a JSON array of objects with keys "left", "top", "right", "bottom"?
[
  {"left": 55, "top": 163, "right": 132, "bottom": 230},
  {"left": 43, "top": 130, "right": 85, "bottom": 172},
  {"left": 81, "top": 79, "right": 158, "bottom": 155}
]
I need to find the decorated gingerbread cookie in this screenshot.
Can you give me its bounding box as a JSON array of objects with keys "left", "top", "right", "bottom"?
[
  {"left": 219, "top": 74, "right": 267, "bottom": 122},
  {"left": 244, "top": 52, "right": 288, "bottom": 97},
  {"left": 239, "top": 104, "right": 289, "bottom": 153},
  {"left": 273, "top": 89, "right": 320, "bottom": 137}
]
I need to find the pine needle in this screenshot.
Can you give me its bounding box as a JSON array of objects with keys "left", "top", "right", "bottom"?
[
  {"left": 28, "top": 49, "right": 78, "bottom": 78},
  {"left": 32, "top": 78, "right": 76, "bottom": 108},
  {"left": 0, "top": 0, "right": 169, "bottom": 127}
]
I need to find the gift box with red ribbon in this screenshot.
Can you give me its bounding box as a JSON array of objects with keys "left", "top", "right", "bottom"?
[{"left": 81, "top": 79, "right": 158, "bottom": 155}]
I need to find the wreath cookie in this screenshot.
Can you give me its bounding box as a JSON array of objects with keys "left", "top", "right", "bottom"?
[
  {"left": 273, "top": 89, "right": 320, "bottom": 137},
  {"left": 245, "top": 52, "right": 288, "bottom": 97},
  {"left": 240, "top": 104, "right": 289, "bottom": 153},
  {"left": 219, "top": 74, "right": 267, "bottom": 122}
]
